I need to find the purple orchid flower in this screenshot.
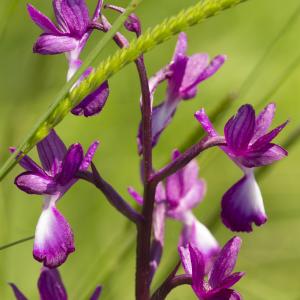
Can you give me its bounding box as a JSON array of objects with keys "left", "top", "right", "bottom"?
[
  {"left": 129, "top": 150, "right": 219, "bottom": 270},
  {"left": 13, "top": 130, "right": 99, "bottom": 267},
  {"left": 27, "top": 0, "right": 102, "bottom": 58},
  {"left": 137, "top": 32, "right": 226, "bottom": 153},
  {"left": 10, "top": 267, "right": 102, "bottom": 300},
  {"left": 195, "top": 103, "right": 288, "bottom": 232},
  {"left": 27, "top": 0, "right": 109, "bottom": 117},
  {"left": 179, "top": 237, "right": 244, "bottom": 300}
]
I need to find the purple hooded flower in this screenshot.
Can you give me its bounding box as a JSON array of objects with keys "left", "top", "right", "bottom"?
[
  {"left": 138, "top": 32, "right": 226, "bottom": 153},
  {"left": 28, "top": 0, "right": 110, "bottom": 118},
  {"left": 13, "top": 130, "right": 99, "bottom": 267},
  {"left": 129, "top": 150, "right": 219, "bottom": 269},
  {"left": 195, "top": 103, "right": 288, "bottom": 232},
  {"left": 10, "top": 267, "right": 102, "bottom": 300},
  {"left": 27, "top": 0, "right": 102, "bottom": 57},
  {"left": 179, "top": 237, "right": 244, "bottom": 300}
]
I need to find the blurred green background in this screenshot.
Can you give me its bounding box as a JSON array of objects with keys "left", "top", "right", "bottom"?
[{"left": 1, "top": 0, "right": 300, "bottom": 299}]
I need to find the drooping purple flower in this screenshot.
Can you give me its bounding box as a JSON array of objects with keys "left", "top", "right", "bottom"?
[
  {"left": 70, "top": 65, "right": 110, "bottom": 117},
  {"left": 13, "top": 130, "right": 99, "bottom": 267},
  {"left": 179, "top": 237, "right": 244, "bottom": 300},
  {"left": 129, "top": 150, "right": 219, "bottom": 269},
  {"left": 195, "top": 103, "right": 288, "bottom": 232},
  {"left": 137, "top": 32, "right": 226, "bottom": 153},
  {"left": 10, "top": 267, "right": 102, "bottom": 300}
]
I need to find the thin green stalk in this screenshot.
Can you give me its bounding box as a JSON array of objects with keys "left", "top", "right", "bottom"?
[
  {"left": 0, "top": 0, "right": 249, "bottom": 181},
  {"left": 0, "top": 235, "right": 34, "bottom": 251}
]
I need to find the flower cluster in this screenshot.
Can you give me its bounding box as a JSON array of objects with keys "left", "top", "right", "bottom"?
[{"left": 8, "top": 0, "right": 290, "bottom": 299}]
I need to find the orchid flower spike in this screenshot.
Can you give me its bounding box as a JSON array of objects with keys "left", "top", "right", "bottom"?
[
  {"left": 195, "top": 103, "right": 288, "bottom": 232},
  {"left": 179, "top": 237, "right": 244, "bottom": 300},
  {"left": 13, "top": 130, "right": 99, "bottom": 267},
  {"left": 137, "top": 32, "right": 226, "bottom": 153},
  {"left": 10, "top": 267, "right": 102, "bottom": 300}
]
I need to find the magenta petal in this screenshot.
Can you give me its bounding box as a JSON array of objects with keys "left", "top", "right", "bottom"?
[
  {"left": 252, "top": 103, "right": 276, "bottom": 142},
  {"left": 179, "top": 53, "right": 209, "bottom": 97},
  {"left": 241, "top": 144, "right": 288, "bottom": 167},
  {"left": 195, "top": 108, "right": 219, "bottom": 137},
  {"left": 124, "top": 14, "right": 141, "bottom": 35},
  {"left": 90, "top": 286, "right": 102, "bottom": 300},
  {"left": 208, "top": 289, "right": 242, "bottom": 300},
  {"left": 9, "top": 147, "right": 45, "bottom": 175},
  {"left": 180, "top": 218, "right": 219, "bottom": 271},
  {"left": 189, "top": 244, "right": 205, "bottom": 292},
  {"left": 218, "top": 272, "right": 245, "bottom": 290},
  {"left": 9, "top": 283, "right": 28, "bottom": 300},
  {"left": 178, "top": 246, "right": 193, "bottom": 275},
  {"left": 80, "top": 141, "right": 100, "bottom": 171},
  {"left": 251, "top": 120, "right": 288, "bottom": 151},
  {"left": 224, "top": 105, "right": 256, "bottom": 153},
  {"left": 153, "top": 202, "right": 166, "bottom": 243},
  {"left": 128, "top": 187, "right": 143, "bottom": 205},
  {"left": 167, "top": 54, "right": 188, "bottom": 100},
  {"left": 38, "top": 268, "right": 67, "bottom": 300},
  {"left": 58, "top": 144, "right": 83, "bottom": 185},
  {"left": 15, "top": 172, "right": 57, "bottom": 195},
  {"left": 34, "top": 34, "right": 78, "bottom": 55},
  {"left": 27, "top": 4, "right": 62, "bottom": 35},
  {"left": 34, "top": 205, "right": 75, "bottom": 268},
  {"left": 221, "top": 172, "right": 267, "bottom": 232},
  {"left": 181, "top": 55, "right": 226, "bottom": 100},
  {"left": 60, "top": 0, "right": 90, "bottom": 36},
  {"left": 208, "top": 237, "right": 242, "bottom": 289},
  {"left": 37, "top": 130, "right": 67, "bottom": 177},
  {"left": 172, "top": 32, "right": 188, "bottom": 61},
  {"left": 71, "top": 81, "right": 109, "bottom": 117}
]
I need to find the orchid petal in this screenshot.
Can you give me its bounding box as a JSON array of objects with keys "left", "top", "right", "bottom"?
[
  {"left": 221, "top": 172, "right": 267, "bottom": 232},
  {"left": 27, "top": 4, "right": 62, "bottom": 35},
  {"left": 60, "top": 0, "right": 90, "bottom": 37},
  {"left": 90, "top": 286, "right": 102, "bottom": 300},
  {"left": 15, "top": 172, "right": 57, "bottom": 195},
  {"left": 224, "top": 104, "right": 255, "bottom": 153},
  {"left": 71, "top": 81, "right": 109, "bottom": 117},
  {"left": 208, "top": 237, "right": 242, "bottom": 289},
  {"left": 58, "top": 144, "right": 83, "bottom": 185},
  {"left": 34, "top": 204, "right": 75, "bottom": 268},
  {"left": 33, "top": 34, "right": 78, "bottom": 55},
  {"left": 9, "top": 147, "right": 45, "bottom": 175},
  {"left": 195, "top": 108, "right": 218, "bottom": 137},
  {"left": 251, "top": 120, "right": 288, "bottom": 151},
  {"left": 38, "top": 268, "right": 67, "bottom": 300},
  {"left": 172, "top": 32, "right": 188, "bottom": 62},
  {"left": 37, "top": 130, "right": 67, "bottom": 177},
  {"left": 241, "top": 144, "right": 288, "bottom": 167},
  {"left": 80, "top": 141, "right": 100, "bottom": 171},
  {"left": 128, "top": 187, "right": 143, "bottom": 205},
  {"left": 181, "top": 55, "right": 226, "bottom": 99},
  {"left": 180, "top": 218, "right": 219, "bottom": 272},
  {"left": 179, "top": 246, "right": 193, "bottom": 275},
  {"left": 9, "top": 283, "right": 28, "bottom": 300},
  {"left": 189, "top": 244, "right": 205, "bottom": 292},
  {"left": 252, "top": 103, "right": 276, "bottom": 142},
  {"left": 208, "top": 289, "right": 242, "bottom": 300}
]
